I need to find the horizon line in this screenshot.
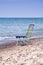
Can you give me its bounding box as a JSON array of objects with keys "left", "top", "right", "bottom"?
[{"left": 0, "top": 17, "right": 43, "bottom": 18}]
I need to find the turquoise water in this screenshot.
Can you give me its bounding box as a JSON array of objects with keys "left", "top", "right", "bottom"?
[{"left": 0, "top": 18, "right": 43, "bottom": 43}]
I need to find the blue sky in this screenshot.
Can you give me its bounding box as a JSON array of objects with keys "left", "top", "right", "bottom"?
[{"left": 0, "top": 0, "right": 43, "bottom": 17}]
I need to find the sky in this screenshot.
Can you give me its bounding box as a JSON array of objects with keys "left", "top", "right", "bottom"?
[{"left": 0, "top": 0, "right": 43, "bottom": 17}]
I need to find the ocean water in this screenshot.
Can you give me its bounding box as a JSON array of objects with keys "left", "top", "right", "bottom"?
[{"left": 0, "top": 18, "right": 43, "bottom": 43}]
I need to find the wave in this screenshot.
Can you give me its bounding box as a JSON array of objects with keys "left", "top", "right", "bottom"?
[
  {"left": 0, "top": 37, "right": 16, "bottom": 41},
  {"left": 0, "top": 31, "right": 43, "bottom": 41},
  {"left": 0, "top": 35, "right": 43, "bottom": 41},
  {"left": 0, "top": 36, "right": 43, "bottom": 45},
  {"left": 0, "top": 36, "right": 18, "bottom": 44}
]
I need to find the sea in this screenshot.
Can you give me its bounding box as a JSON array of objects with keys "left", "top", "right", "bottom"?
[{"left": 0, "top": 18, "right": 43, "bottom": 44}]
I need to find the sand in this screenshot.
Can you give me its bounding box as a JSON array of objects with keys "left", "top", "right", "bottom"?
[{"left": 0, "top": 37, "right": 43, "bottom": 65}]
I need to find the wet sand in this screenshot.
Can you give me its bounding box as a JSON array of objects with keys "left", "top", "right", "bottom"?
[{"left": 0, "top": 37, "right": 43, "bottom": 65}]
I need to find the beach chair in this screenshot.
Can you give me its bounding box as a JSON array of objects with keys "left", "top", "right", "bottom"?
[{"left": 18, "top": 24, "right": 34, "bottom": 45}]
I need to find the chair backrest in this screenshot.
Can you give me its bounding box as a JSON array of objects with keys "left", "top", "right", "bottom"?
[{"left": 25, "top": 24, "right": 34, "bottom": 40}]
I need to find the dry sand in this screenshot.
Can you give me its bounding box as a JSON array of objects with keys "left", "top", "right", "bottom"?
[{"left": 0, "top": 37, "right": 43, "bottom": 65}]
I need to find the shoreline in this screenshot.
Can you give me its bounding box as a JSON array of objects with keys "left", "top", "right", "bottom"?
[{"left": 0, "top": 37, "right": 43, "bottom": 50}]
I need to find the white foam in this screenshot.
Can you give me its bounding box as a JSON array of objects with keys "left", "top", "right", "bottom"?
[{"left": 0, "top": 37, "right": 16, "bottom": 40}]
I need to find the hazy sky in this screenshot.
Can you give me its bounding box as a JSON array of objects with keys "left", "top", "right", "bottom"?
[{"left": 0, "top": 0, "right": 43, "bottom": 17}]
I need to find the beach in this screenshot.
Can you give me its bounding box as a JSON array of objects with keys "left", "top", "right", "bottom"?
[{"left": 0, "top": 37, "right": 43, "bottom": 65}]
